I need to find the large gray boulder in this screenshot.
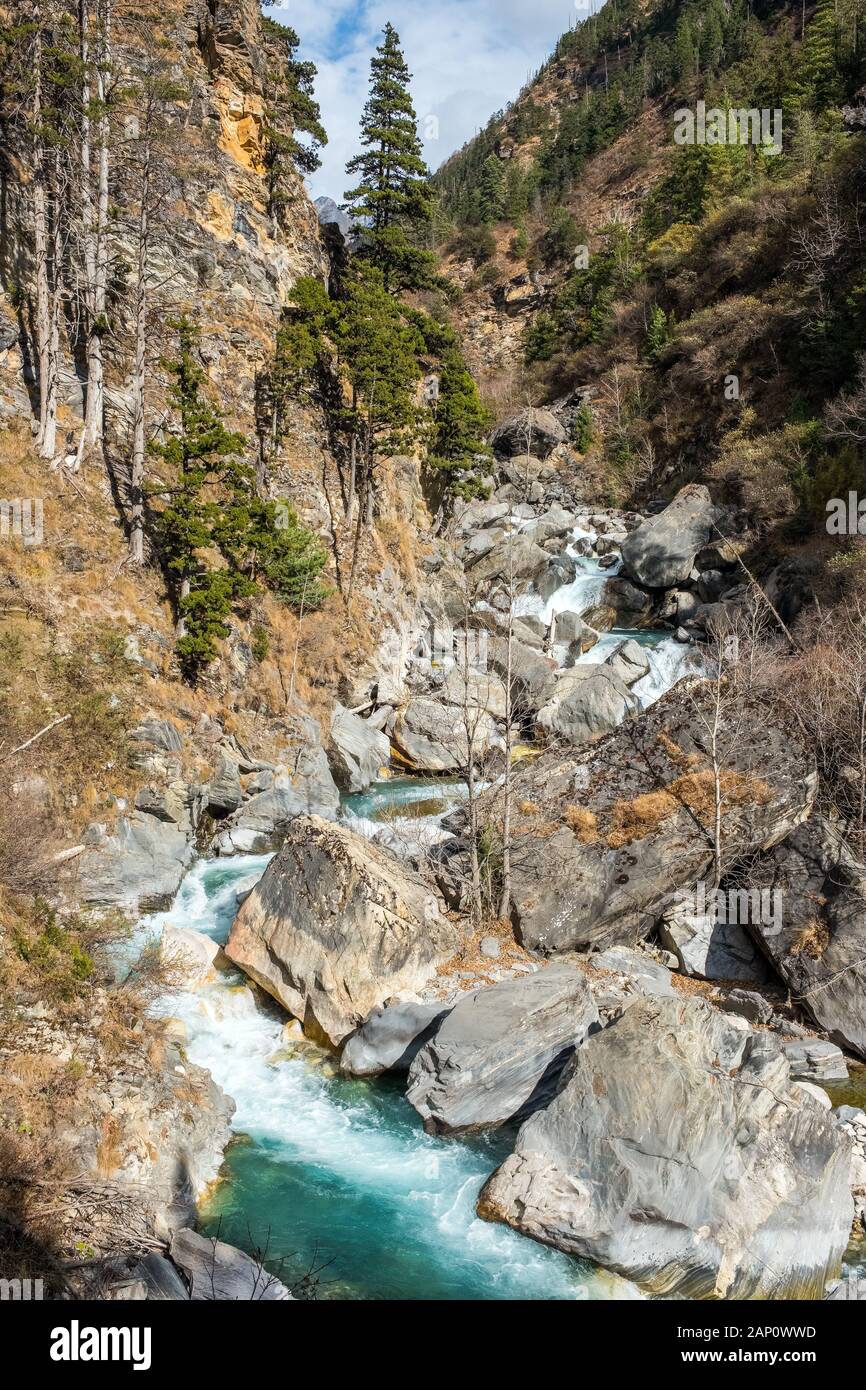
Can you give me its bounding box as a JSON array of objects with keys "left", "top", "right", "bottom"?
[
  {"left": 604, "top": 638, "right": 651, "bottom": 688},
  {"left": 340, "top": 1001, "right": 450, "bottom": 1077},
  {"left": 479, "top": 996, "right": 854, "bottom": 1299},
  {"left": 328, "top": 703, "right": 391, "bottom": 793},
  {"left": 225, "top": 817, "right": 458, "bottom": 1046},
  {"left": 620, "top": 485, "right": 717, "bottom": 589},
  {"left": 659, "top": 900, "right": 769, "bottom": 983},
  {"left": 406, "top": 966, "right": 599, "bottom": 1135},
  {"left": 750, "top": 818, "right": 866, "bottom": 1059},
  {"left": 501, "top": 681, "right": 816, "bottom": 953},
  {"left": 535, "top": 666, "right": 638, "bottom": 747},
  {"left": 206, "top": 756, "right": 243, "bottom": 817},
  {"left": 78, "top": 811, "right": 195, "bottom": 909},
  {"left": 170, "top": 1229, "right": 293, "bottom": 1301},
  {"left": 492, "top": 408, "right": 566, "bottom": 460},
  {"left": 391, "top": 697, "right": 497, "bottom": 774},
  {"left": 217, "top": 734, "right": 340, "bottom": 853},
  {"left": 467, "top": 535, "right": 551, "bottom": 588}
]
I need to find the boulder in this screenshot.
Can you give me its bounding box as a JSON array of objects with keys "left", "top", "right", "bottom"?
[
  {"left": 500, "top": 681, "right": 816, "bottom": 953},
  {"left": 603, "top": 577, "right": 655, "bottom": 626},
  {"left": 620, "top": 485, "right": 717, "bottom": 589},
  {"left": 552, "top": 611, "right": 598, "bottom": 652},
  {"left": 479, "top": 996, "right": 853, "bottom": 1298},
  {"left": 535, "top": 666, "right": 637, "bottom": 747},
  {"left": 750, "top": 818, "right": 866, "bottom": 1059},
  {"left": 492, "top": 408, "right": 566, "bottom": 459},
  {"left": 391, "top": 697, "right": 497, "bottom": 774},
  {"left": 440, "top": 667, "right": 508, "bottom": 720},
  {"left": 78, "top": 812, "right": 196, "bottom": 909},
  {"left": 406, "top": 966, "right": 599, "bottom": 1135},
  {"left": 522, "top": 505, "right": 576, "bottom": 544},
  {"left": 328, "top": 703, "right": 391, "bottom": 793},
  {"left": 536, "top": 553, "right": 578, "bottom": 601},
  {"left": 605, "top": 639, "right": 650, "bottom": 688},
  {"left": 592, "top": 945, "right": 675, "bottom": 998},
  {"left": 720, "top": 989, "right": 774, "bottom": 1026},
  {"left": 206, "top": 757, "right": 243, "bottom": 817},
  {"left": 783, "top": 1039, "right": 849, "bottom": 1084},
  {"left": 487, "top": 636, "right": 553, "bottom": 712},
  {"left": 659, "top": 902, "right": 769, "bottom": 984},
  {"left": 467, "top": 535, "right": 551, "bottom": 588},
  {"left": 340, "top": 1001, "right": 450, "bottom": 1077},
  {"left": 160, "top": 927, "right": 227, "bottom": 989},
  {"left": 169, "top": 1229, "right": 292, "bottom": 1301},
  {"left": 217, "top": 731, "right": 340, "bottom": 853},
  {"left": 225, "top": 817, "right": 458, "bottom": 1046}
]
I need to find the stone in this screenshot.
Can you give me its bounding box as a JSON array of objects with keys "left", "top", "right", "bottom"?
[
  {"left": 721, "top": 990, "right": 774, "bottom": 1026},
  {"left": 659, "top": 904, "right": 769, "bottom": 984},
  {"left": 391, "top": 697, "right": 497, "bottom": 774},
  {"left": 492, "top": 408, "right": 566, "bottom": 460},
  {"left": 129, "top": 718, "right": 183, "bottom": 754},
  {"left": 78, "top": 812, "right": 196, "bottom": 910},
  {"left": 480, "top": 936, "right": 502, "bottom": 959},
  {"left": 340, "top": 1001, "right": 450, "bottom": 1077},
  {"left": 620, "top": 485, "right": 718, "bottom": 589},
  {"left": 207, "top": 756, "right": 243, "bottom": 817},
  {"left": 219, "top": 726, "right": 340, "bottom": 852},
  {"left": 750, "top": 818, "right": 866, "bottom": 1059},
  {"left": 160, "top": 927, "right": 227, "bottom": 989},
  {"left": 501, "top": 682, "right": 816, "bottom": 954},
  {"left": 225, "top": 816, "right": 458, "bottom": 1046},
  {"left": 603, "top": 577, "right": 655, "bottom": 626},
  {"left": 592, "top": 945, "right": 675, "bottom": 998},
  {"left": 535, "top": 666, "right": 637, "bottom": 747},
  {"left": 440, "top": 668, "right": 508, "bottom": 720},
  {"left": 604, "top": 639, "right": 650, "bottom": 688},
  {"left": 552, "top": 610, "right": 597, "bottom": 651},
  {"left": 479, "top": 996, "right": 854, "bottom": 1298},
  {"left": 328, "top": 703, "right": 391, "bottom": 793},
  {"left": 783, "top": 1039, "right": 849, "bottom": 1084},
  {"left": 170, "top": 1229, "right": 292, "bottom": 1301},
  {"left": 793, "top": 1081, "right": 833, "bottom": 1110},
  {"left": 406, "top": 966, "right": 599, "bottom": 1135},
  {"left": 131, "top": 1252, "right": 190, "bottom": 1301}
]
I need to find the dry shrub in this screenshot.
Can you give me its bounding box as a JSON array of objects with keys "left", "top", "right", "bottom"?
[
  {"left": 657, "top": 730, "right": 699, "bottom": 772},
  {"left": 518, "top": 800, "right": 539, "bottom": 816},
  {"left": 790, "top": 918, "right": 830, "bottom": 960},
  {"left": 606, "top": 790, "right": 678, "bottom": 848},
  {"left": 668, "top": 769, "right": 773, "bottom": 823},
  {"left": 563, "top": 805, "right": 599, "bottom": 843}
]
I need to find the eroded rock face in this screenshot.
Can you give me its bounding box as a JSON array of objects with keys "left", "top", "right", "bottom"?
[
  {"left": 406, "top": 967, "right": 599, "bottom": 1135},
  {"left": 225, "top": 816, "right": 458, "bottom": 1045},
  {"left": 620, "top": 485, "right": 717, "bottom": 589},
  {"left": 502, "top": 681, "right": 816, "bottom": 953},
  {"left": 327, "top": 703, "right": 391, "bottom": 793},
  {"left": 391, "top": 697, "right": 498, "bottom": 774},
  {"left": 340, "top": 1001, "right": 450, "bottom": 1077},
  {"left": 479, "top": 996, "right": 853, "bottom": 1299},
  {"left": 750, "top": 818, "right": 866, "bottom": 1059}
]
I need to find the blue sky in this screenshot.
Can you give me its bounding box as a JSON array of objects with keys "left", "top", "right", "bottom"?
[{"left": 267, "top": 1, "right": 604, "bottom": 200}]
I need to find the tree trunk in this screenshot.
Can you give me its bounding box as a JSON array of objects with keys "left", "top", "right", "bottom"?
[
  {"left": 129, "top": 130, "right": 150, "bottom": 564},
  {"left": 81, "top": 0, "right": 111, "bottom": 455},
  {"left": 33, "top": 18, "right": 57, "bottom": 460}
]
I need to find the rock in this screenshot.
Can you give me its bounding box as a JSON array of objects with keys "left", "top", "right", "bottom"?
[
  {"left": 603, "top": 577, "right": 655, "bottom": 626},
  {"left": 535, "top": 666, "right": 637, "bottom": 747},
  {"left": 621, "top": 485, "right": 717, "bottom": 589},
  {"left": 207, "top": 756, "right": 243, "bottom": 817},
  {"left": 78, "top": 812, "right": 196, "bottom": 909},
  {"left": 582, "top": 604, "right": 617, "bottom": 633},
  {"left": 502, "top": 682, "right": 816, "bottom": 953},
  {"left": 605, "top": 639, "right": 650, "bottom": 688},
  {"left": 750, "top": 818, "right": 866, "bottom": 1059},
  {"left": 467, "top": 535, "right": 551, "bottom": 589},
  {"left": 406, "top": 966, "right": 599, "bottom": 1135},
  {"left": 492, "top": 408, "right": 566, "bottom": 460},
  {"left": 592, "top": 945, "right": 675, "bottom": 998},
  {"left": 480, "top": 936, "right": 501, "bottom": 959},
  {"left": 218, "top": 729, "right": 340, "bottom": 853},
  {"left": 478, "top": 996, "right": 853, "bottom": 1298},
  {"left": 391, "top": 697, "right": 497, "bottom": 774},
  {"left": 328, "top": 703, "right": 391, "bottom": 793},
  {"left": 826, "top": 1274, "right": 866, "bottom": 1300},
  {"left": 340, "top": 1001, "right": 450, "bottom": 1077},
  {"left": 536, "top": 553, "right": 578, "bottom": 601},
  {"left": 160, "top": 927, "right": 227, "bottom": 989},
  {"left": 721, "top": 990, "right": 774, "bottom": 1026},
  {"left": 522, "top": 505, "right": 576, "bottom": 544},
  {"left": 131, "top": 1252, "right": 190, "bottom": 1302},
  {"left": 440, "top": 667, "right": 508, "bottom": 720},
  {"left": 783, "top": 1039, "right": 849, "bottom": 1084},
  {"left": 552, "top": 611, "right": 597, "bottom": 652},
  {"left": 793, "top": 1081, "right": 833, "bottom": 1110},
  {"left": 169, "top": 1229, "right": 292, "bottom": 1301},
  {"left": 129, "top": 718, "right": 183, "bottom": 755},
  {"left": 659, "top": 902, "right": 769, "bottom": 984},
  {"left": 234, "top": 873, "right": 261, "bottom": 905},
  {"left": 487, "top": 637, "right": 553, "bottom": 712},
  {"left": 225, "top": 816, "right": 458, "bottom": 1046},
  {"left": 659, "top": 588, "right": 702, "bottom": 624}
]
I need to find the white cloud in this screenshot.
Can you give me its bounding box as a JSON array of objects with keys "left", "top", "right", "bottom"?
[{"left": 267, "top": 0, "right": 580, "bottom": 201}]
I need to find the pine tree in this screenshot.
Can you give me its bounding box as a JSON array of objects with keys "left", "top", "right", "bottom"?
[
  {"left": 429, "top": 347, "right": 492, "bottom": 501},
  {"left": 344, "top": 23, "right": 436, "bottom": 290},
  {"left": 479, "top": 154, "right": 505, "bottom": 224},
  {"left": 572, "top": 402, "right": 595, "bottom": 452},
  {"left": 796, "top": 0, "right": 845, "bottom": 112},
  {"left": 261, "top": 13, "right": 327, "bottom": 217},
  {"left": 645, "top": 304, "right": 674, "bottom": 360}
]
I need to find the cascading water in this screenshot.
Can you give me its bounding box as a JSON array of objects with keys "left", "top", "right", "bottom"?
[{"left": 139, "top": 817, "right": 637, "bottom": 1301}]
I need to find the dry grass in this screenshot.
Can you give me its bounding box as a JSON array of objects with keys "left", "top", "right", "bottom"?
[
  {"left": 606, "top": 790, "right": 679, "bottom": 849},
  {"left": 790, "top": 918, "right": 830, "bottom": 960},
  {"left": 562, "top": 804, "right": 599, "bottom": 844}
]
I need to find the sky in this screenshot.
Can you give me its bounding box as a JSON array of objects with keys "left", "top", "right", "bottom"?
[{"left": 267, "top": 1, "right": 605, "bottom": 202}]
